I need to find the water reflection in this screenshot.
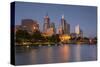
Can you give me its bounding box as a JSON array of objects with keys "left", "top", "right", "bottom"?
[
  {"left": 15, "top": 44, "right": 97, "bottom": 65},
  {"left": 59, "top": 45, "right": 70, "bottom": 62},
  {"left": 75, "top": 44, "right": 81, "bottom": 61},
  {"left": 44, "top": 47, "right": 53, "bottom": 63}
]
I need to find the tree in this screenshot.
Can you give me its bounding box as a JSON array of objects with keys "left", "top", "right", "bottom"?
[
  {"left": 15, "top": 30, "right": 31, "bottom": 43},
  {"left": 31, "top": 30, "right": 44, "bottom": 42},
  {"left": 83, "top": 37, "right": 89, "bottom": 40},
  {"left": 46, "top": 34, "right": 60, "bottom": 43},
  {"left": 94, "top": 37, "right": 97, "bottom": 40}
]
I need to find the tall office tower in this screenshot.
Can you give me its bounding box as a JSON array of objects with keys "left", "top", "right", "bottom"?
[
  {"left": 75, "top": 24, "right": 80, "bottom": 35},
  {"left": 21, "top": 19, "right": 39, "bottom": 33},
  {"left": 50, "top": 22, "right": 56, "bottom": 34},
  {"left": 75, "top": 24, "right": 83, "bottom": 37},
  {"left": 43, "top": 14, "right": 50, "bottom": 32},
  {"left": 61, "top": 15, "right": 70, "bottom": 34},
  {"left": 67, "top": 23, "right": 70, "bottom": 34},
  {"left": 80, "top": 29, "right": 83, "bottom": 37},
  {"left": 58, "top": 26, "right": 63, "bottom": 34},
  {"left": 46, "top": 27, "right": 55, "bottom": 36}
]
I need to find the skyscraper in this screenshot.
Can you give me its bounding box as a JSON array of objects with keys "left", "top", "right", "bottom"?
[
  {"left": 61, "top": 15, "right": 70, "bottom": 34},
  {"left": 45, "top": 27, "right": 55, "bottom": 36},
  {"left": 58, "top": 26, "right": 63, "bottom": 34},
  {"left": 75, "top": 24, "right": 83, "bottom": 37},
  {"left": 66, "top": 23, "right": 70, "bottom": 34},
  {"left": 75, "top": 24, "right": 80, "bottom": 35},
  {"left": 43, "top": 14, "right": 50, "bottom": 32},
  {"left": 50, "top": 22, "right": 56, "bottom": 34}
]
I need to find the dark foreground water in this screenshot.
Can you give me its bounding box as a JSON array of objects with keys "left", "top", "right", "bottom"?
[{"left": 15, "top": 44, "right": 97, "bottom": 65}]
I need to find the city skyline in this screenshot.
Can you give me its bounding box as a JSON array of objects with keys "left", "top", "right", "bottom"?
[{"left": 15, "top": 2, "right": 97, "bottom": 38}]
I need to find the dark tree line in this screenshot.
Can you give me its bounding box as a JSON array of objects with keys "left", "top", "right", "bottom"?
[{"left": 15, "top": 30, "right": 60, "bottom": 43}]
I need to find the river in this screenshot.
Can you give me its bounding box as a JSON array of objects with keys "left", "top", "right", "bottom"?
[{"left": 15, "top": 44, "right": 97, "bottom": 65}]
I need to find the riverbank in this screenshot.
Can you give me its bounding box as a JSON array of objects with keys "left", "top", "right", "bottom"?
[{"left": 15, "top": 41, "right": 97, "bottom": 47}]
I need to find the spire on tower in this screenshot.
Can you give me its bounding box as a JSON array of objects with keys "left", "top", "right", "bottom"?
[{"left": 44, "top": 12, "right": 49, "bottom": 18}]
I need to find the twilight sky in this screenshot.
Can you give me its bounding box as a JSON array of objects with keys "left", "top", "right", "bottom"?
[{"left": 15, "top": 2, "right": 97, "bottom": 38}]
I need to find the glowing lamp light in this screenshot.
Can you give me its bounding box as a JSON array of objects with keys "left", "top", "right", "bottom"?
[
  {"left": 33, "top": 27, "right": 36, "bottom": 29},
  {"left": 64, "top": 35, "right": 71, "bottom": 40},
  {"left": 59, "top": 35, "right": 71, "bottom": 42}
]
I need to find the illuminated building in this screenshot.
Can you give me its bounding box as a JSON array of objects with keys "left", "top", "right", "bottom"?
[
  {"left": 75, "top": 24, "right": 80, "bottom": 35},
  {"left": 59, "top": 34, "right": 71, "bottom": 43},
  {"left": 58, "top": 26, "right": 63, "bottom": 34},
  {"left": 43, "top": 14, "right": 56, "bottom": 36},
  {"left": 50, "top": 22, "right": 56, "bottom": 34},
  {"left": 75, "top": 24, "right": 83, "bottom": 37},
  {"left": 21, "top": 19, "right": 39, "bottom": 33},
  {"left": 43, "top": 14, "right": 50, "bottom": 33},
  {"left": 46, "top": 27, "right": 55, "bottom": 36},
  {"left": 61, "top": 15, "right": 70, "bottom": 34}
]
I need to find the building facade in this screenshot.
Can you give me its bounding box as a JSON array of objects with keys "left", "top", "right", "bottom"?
[
  {"left": 21, "top": 19, "right": 39, "bottom": 33},
  {"left": 50, "top": 22, "right": 56, "bottom": 34},
  {"left": 43, "top": 14, "right": 56, "bottom": 36},
  {"left": 60, "top": 15, "right": 70, "bottom": 34},
  {"left": 43, "top": 14, "right": 50, "bottom": 33},
  {"left": 75, "top": 24, "right": 83, "bottom": 37}
]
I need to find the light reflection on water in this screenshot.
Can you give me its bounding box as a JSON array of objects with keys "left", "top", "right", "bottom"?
[{"left": 15, "top": 44, "right": 97, "bottom": 65}]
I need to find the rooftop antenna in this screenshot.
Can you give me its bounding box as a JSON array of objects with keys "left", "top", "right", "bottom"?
[{"left": 44, "top": 12, "right": 49, "bottom": 18}]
